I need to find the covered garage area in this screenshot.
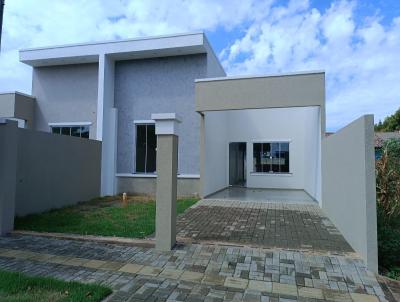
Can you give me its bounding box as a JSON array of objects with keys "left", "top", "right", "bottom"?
[{"left": 195, "top": 71, "right": 325, "bottom": 204}]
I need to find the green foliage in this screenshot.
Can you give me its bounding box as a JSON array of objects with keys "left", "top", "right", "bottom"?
[
  {"left": 14, "top": 197, "right": 198, "bottom": 238},
  {"left": 377, "top": 205, "right": 400, "bottom": 269},
  {"left": 376, "top": 140, "right": 400, "bottom": 274},
  {"left": 375, "top": 108, "right": 400, "bottom": 132},
  {"left": 376, "top": 140, "right": 400, "bottom": 223},
  {"left": 387, "top": 267, "right": 400, "bottom": 281},
  {"left": 0, "top": 270, "right": 111, "bottom": 302}
]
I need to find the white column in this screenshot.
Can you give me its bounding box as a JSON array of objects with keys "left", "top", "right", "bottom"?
[{"left": 97, "top": 54, "right": 117, "bottom": 196}]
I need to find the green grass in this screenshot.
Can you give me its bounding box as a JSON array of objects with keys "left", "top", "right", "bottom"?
[
  {"left": 0, "top": 270, "right": 111, "bottom": 302},
  {"left": 14, "top": 196, "right": 198, "bottom": 238},
  {"left": 386, "top": 267, "right": 400, "bottom": 281}
]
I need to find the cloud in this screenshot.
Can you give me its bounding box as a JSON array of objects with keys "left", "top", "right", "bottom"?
[
  {"left": 0, "top": 0, "right": 264, "bottom": 92},
  {"left": 0, "top": 0, "right": 399, "bottom": 130},
  {"left": 220, "top": 0, "right": 400, "bottom": 130}
]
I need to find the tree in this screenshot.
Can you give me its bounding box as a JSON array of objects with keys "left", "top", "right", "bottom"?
[{"left": 375, "top": 108, "right": 400, "bottom": 132}]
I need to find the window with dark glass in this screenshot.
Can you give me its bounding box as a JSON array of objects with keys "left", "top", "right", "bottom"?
[
  {"left": 253, "top": 142, "right": 289, "bottom": 173},
  {"left": 135, "top": 124, "right": 156, "bottom": 173},
  {"left": 51, "top": 125, "right": 90, "bottom": 139}
]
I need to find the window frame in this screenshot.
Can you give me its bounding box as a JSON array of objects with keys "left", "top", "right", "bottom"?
[
  {"left": 48, "top": 122, "right": 91, "bottom": 139},
  {"left": 251, "top": 140, "right": 291, "bottom": 175},
  {"left": 134, "top": 120, "right": 157, "bottom": 174}
]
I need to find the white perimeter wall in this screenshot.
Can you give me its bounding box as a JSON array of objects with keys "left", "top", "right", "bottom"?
[
  {"left": 322, "top": 115, "right": 377, "bottom": 272},
  {"left": 203, "top": 107, "right": 321, "bottom": 200},
  {"left": 203, "top": 111, "right": 229, "bottom": 196}
]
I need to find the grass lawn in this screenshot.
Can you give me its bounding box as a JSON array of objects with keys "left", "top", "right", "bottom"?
[
  {"left": 0, "top": 270, "right": 111, "bottom": 302},
  {"left": 15, "top": 195, "right": 198, "bottom": 238}
]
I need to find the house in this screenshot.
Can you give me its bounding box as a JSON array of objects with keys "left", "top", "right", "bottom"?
[
  {"left": 12, "top": 32, "right": 225, "bottom": 197},
  {"left": 375, "top": 131, "right": 400, "bottom": 159},
  {"left": 0, "top": 32, "right": 377, "bottom": 271}
]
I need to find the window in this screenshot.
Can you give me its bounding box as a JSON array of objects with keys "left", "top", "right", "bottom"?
[
  {"left": 135, "top": 124, "right": 156, "bottom": 173},
  {"left": 51, "top": 125, "right": 90, "bottom": 138},
  {"left": 253, "top": 142, "right": 289, "bottom": 173}
]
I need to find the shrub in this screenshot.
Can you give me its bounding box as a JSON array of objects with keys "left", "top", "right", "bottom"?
[
  {"left": 376, "top": 139, "right": 400, "bottom": 272},
  {"left": 376, "top": 139, "right": 400, "bottom": 224},
  {"left": 377, "top": 208, "right": 400, "bottom": 268}
]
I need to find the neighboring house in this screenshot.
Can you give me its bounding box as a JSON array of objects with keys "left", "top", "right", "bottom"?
[
  {"left": 375, "top": 131, "right": 400, "bottom": 159},
  {"left": 10, "top": 32, "right": 225, "bottom": 197},
  {"left": 0, "top": 32, "right": 378, "bottom": 271}
]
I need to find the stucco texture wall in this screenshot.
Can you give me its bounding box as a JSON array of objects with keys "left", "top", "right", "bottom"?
[
  {"left": 322, "top": 115, "right": 377, "bottom": 272},
  {"left": 32, "top": 63, "right": 98, "bottom": 139},
  {"left": 114, "top": 54, "right": 208, "bottom": 175},
  {"left": 14, "top": 127, "right": 101, "bottom": 216}
]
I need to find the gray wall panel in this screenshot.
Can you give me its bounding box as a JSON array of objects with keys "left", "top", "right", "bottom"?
[
  {"left": 15, "top": 128, "right": 101, "bottom": 216},
  {"left": 32, "top": 63, "right": 98, "bottom": 139},
  {"left": 114, "top": 54, "right": 208, "bottom": 174},
  {"left": 322, "top": 115, "right": 377, "bottom": 272},
  {"left": 116, "top": 177, "right": 199, "bottom": 197}
]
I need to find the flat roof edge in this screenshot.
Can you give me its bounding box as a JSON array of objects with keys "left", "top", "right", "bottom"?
[
  {"left": 0, "top": 91, "right": 35, "bottom": 99},
  {"left": 20, "top": 31, "right": 205, "bottom": 53},
  {"left": 195, "top": 70, "right": 325, "bottom": 83}
]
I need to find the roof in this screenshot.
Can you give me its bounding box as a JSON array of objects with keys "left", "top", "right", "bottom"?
[
  {"left": 375, "top": 132, "right": 400, "bottom": 148},
  {"left": 19, "top": 32, "right": 222, "bottom": 68},
  {"left": 195, "top": 70, "right": 325, "bottom": 83}
]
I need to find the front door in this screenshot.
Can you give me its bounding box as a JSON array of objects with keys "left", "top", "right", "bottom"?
[{"left": 229, "top": 142, "right": 247, "bottom": 186}]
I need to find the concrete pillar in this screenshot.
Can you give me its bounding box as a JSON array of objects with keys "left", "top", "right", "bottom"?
[
  {"left": 0, "top": 119, "right": 18, "bottom": 236},
  {"left": 152, "top": 113, "right": 181, "bottom": 251},
  {"left": 97, "top": 54, "right": 117, "bottom": 196}
]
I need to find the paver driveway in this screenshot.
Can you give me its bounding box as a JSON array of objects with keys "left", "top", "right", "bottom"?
[
  {"left": 0, "top": 235, "right": 390, "bottom": 301},
  {"left": 177, "top": 200, "right": 353, "bottom": 254},
  {"left": 0, "top": 199, "right": 392, "bottom": 301}
]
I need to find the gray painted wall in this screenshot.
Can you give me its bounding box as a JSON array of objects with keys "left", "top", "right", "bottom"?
[
  {"left": 116, "top": 177, "right": 199, "bottom": 197},
  {"left": 0, "top": 93, "right": 36, "bottom": 129},
  {"left": 0, "top": 121, "right": 18, "bottom": 235},
  {"left": 115, "top": 54, "right": 209, "bottom": 175},
  {"left": 32, "top": 63, "right": 99, "bottom": 139},
  {"left": 322, "top": 115, "right": 377, "bottom": 272},
  {"left": 14, "top": 127, "right": 101, "bottom": 216}
]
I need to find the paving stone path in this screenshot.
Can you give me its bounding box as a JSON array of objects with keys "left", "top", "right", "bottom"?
[
  {"left": 177, "top": 200, "right": 354, "bottom": 253},
  {"left": 0, "top": 234, "right": 390, "bottom": 301}
]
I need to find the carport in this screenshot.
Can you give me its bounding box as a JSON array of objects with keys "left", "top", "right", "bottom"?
[
  {"left": 195, "top": 71, "right": 325, "bottom": 204},
  {"left": 194, "top": 70, "right": 378, "bottom": 273}
]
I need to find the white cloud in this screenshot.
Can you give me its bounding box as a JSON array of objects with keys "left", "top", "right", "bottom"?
[
  {"left": 0, "top": 0, "right": 399, "bottom": 130},
  {"left": 220, "top": 0, "right": 400, "bottom": 130}
]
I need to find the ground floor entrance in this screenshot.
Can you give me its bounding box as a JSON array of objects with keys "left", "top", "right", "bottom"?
[{"left": 229, "top": 142, "right": 246, "bottom": 186}]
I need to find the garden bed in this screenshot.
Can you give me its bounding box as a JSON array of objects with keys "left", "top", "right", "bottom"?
[{"left": 15, "top": 195, "right": 198, "bottom": 238}]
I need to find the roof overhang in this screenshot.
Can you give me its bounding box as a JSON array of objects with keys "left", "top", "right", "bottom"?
[
  {"left": 20, "top": 32, "right": 210, "bottom": 67},
  {"left": 195, "top": 71, "right": 326, "bottom": 133}
]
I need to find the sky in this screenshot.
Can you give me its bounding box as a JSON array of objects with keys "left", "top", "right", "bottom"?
[{"left": 0, "top": 0, "right": 399, "bottom": 131}]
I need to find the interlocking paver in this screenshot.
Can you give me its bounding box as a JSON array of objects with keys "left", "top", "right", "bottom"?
[
  {"left": 248, "top": 280, "right": 272, "bottom": 292},
  {"left": 224, "top": 277, "right": 249, "bottom": 289},
  {"left": 119, "top": 263, "right": 144, "bottom": 274},
  {"left": 138, "top": 265, "right": 162, "bottom": 276},
  {"left": 177, "top": 200, "right": 353, "bottom": 253},
  {"left": 350, "top": 292, "right": 380, "bottom": 302},
  {"left": 0, "top": 199, "right": 392, "bottom": 302}
]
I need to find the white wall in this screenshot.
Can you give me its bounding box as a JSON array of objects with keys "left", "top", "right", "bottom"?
[
  {"left": 203, "top": 111, "right": 228, "bottom": 196},
  {"left": 322, "top": 115, "right": 377, "bottom": 272},
  {"left": 203, "top": 107, "right": 321, "bottom": 200}
]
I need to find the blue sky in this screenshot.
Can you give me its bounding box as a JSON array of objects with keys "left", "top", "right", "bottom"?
[{"left": 0, "top": 0, "right": 399, "bottom": 131}]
